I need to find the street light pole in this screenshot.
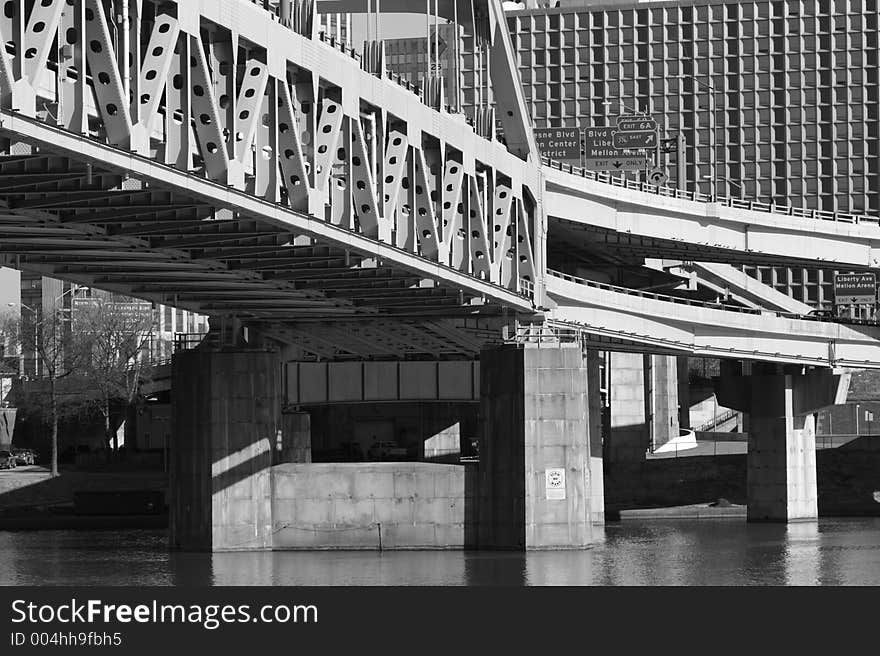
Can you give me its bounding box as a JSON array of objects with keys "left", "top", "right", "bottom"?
[
  {"left": 726, "top": 179, "right": 744, "bottom": 199},
  {"left": 684, "top": 75, "right": 717, "bottom": 200},
  {"left": 703, "top": 175, "right": 744, "bottom": 199},
  {"left": 603, "top": 99, "right": 646, "bottom": 117}
]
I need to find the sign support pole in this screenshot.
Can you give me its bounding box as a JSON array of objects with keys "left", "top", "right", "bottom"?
[{"left": 677, "top": 132, "right": 687, "bottom": 192}]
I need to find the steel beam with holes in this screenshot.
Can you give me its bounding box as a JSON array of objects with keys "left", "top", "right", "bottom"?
[{"left": 0, "top": 111, "right": 533, "bottom": 313}]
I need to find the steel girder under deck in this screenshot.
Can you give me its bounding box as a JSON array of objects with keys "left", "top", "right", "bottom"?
[{"left": 0, "top": 0, "right": 543, "bottom": 358}]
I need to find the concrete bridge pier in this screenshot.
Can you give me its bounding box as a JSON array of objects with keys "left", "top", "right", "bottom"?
[
  {"left": 586, "top": 349, "right": 604, "bottom": 525},
  {"left": 606, "top": 352, "right": 681, "bottom": 463},
  {"left": 479, "top": 344, "right": 597, "bottom": 549},
  {"left": 169, "top": 347, "right": 284, "bottom": 551},
  {"left": 717, "top": 363, "right": 849, "bottom": 522}
]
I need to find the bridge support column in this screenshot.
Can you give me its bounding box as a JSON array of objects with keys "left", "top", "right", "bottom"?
[
  {"left": 607, "top": 353, "right": 680, "bottom": 462},
  {"left": 586, "top": 349, "right": 604, "bottom": 525},
  {"left": 279, "top": 412, "right": 311, "bottom": 464},
  {"left": 479, "top": 344, "right": 594, "bottom": 549},
  {"left": 718, "top": 365, "right": 848, "bottom": 522},
  {"left": 170, "top": 348, "right": 280, "bottom": 551},
  {"left": 607, "top": 352, "right": 648, "bottom": 463},
  {"left": 746, "top": 375, "right": 817, "bottom": 522},
  {"left": 677, "top": 356, "right": 691, "bottom": 430}
]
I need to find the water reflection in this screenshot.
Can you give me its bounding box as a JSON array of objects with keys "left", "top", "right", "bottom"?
[
  {"left": 784, "top": 523, "right": 821, "bottom": 586},
  {"left": 1, "top": 519, "right": 879, "bottom": 586}
]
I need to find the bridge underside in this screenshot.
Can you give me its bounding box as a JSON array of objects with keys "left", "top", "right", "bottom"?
[
  {"left": 0, "top": 147, "right": 518, "bottom": 359},
  {"left": 548, "top": 217, "right": 874, "bottom": 272}
]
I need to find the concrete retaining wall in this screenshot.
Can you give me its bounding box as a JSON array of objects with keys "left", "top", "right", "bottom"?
[
  {"left": 269, "top": 462, "right": 478, "bottom": 550},
  {"left": 0, "top": 471, "right": 167, "bottom": 510},
  {"left": 605, "top": 436, "right": 880, "bottom": 518}
]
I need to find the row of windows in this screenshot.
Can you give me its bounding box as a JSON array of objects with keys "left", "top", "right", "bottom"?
[
  {"left": 522, "top": 96, "right": 876, "bottom": 124},
  {"left": 516, "top": 48, "right": 878, "bottom": 70},
  {"left": 514, "top": 41, "right": 878, "bottom": 63},
  {"left": 513, "top": 0, "right": 877, "bottom": 32},
  {"left": 519, "top": 74, "right": 877, "bottom": 98},
  {"left": 515, "top": 22, "right": 879, "bottom": 46},
  {"left": 522, "top": 95, "right": 879, "bottom": 124},
  {"left": 509, "top": 64, "right": 878, "bottom": 85},
  {"left": 514, "top": 81, "right": 878, "bottom": 102},
  {"left": 744, "top": 266, "right": 841, "bottom": 284},
  {"left": 520, "top": 17, "right": 877, "bottom": 38}
]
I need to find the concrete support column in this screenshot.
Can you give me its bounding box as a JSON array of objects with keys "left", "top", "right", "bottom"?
[
  {"left": 607, "top": 352, "right": 648, "bottom": 462},
  {"left": 651, "top": 354, "right": 681, "bottom": 449},
  {"left": 586, "top": 349, "right": 604, "bottom": 525},
  {"left": 279, "top": 411, "right": 311, "bottom": 463},
  {"left": 746, "top": 374, "right": 817, "bottom": 522},
  {"left": 608, "top": 352, "right": 680, "bottom": 461},
  {"left": 718, "top": 365, "right": 848, "bottom": 522},
  {"left": 479, "top": 344, "right": 593, "bottom": 550},
  {"left": 170, "top": 349, "right": 280, "bottom": 551},
  {"left": 677, "top": 356, "right": 691, "bottom": 429}
]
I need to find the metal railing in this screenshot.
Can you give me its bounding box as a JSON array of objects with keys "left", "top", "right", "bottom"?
[
  {"left": 317, "top": 31, "right": 361, "bottom": 62},
  {"left": 692, "top": 409, "right": 739, "bottom": 433},
  {"left": 173, "top": 332, "right": 213, "bottom": 352},
  {"left": 510, "top": 323, "right": 584, "bottom": 346},
  {"left": 541, "top": 156, "right": 878, "bottom": 226},
  {"left": 518, "top": 278, "right": 535, "bottom": 300},
  {"left": 386, "top": 70, "right": 420, "bottom": 95}
]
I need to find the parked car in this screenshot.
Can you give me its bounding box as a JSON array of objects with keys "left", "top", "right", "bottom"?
[
  {"left": 11, "top": 448, "right": 36, "bottom": 466},
  {"left": 367, "top": 441, "right": 407, "bottom": 461},
  {"left": 0, "top": 450, "right": 17, "bottom": 470},
  {"left": 807, "top": 309, "right": 835, "bottom": 320}
]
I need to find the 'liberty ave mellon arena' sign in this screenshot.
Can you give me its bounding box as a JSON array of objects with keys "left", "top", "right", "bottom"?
[
  {"left": 534, "top": 127, "right": 581, "bottom": 164},
  {"left": 834, "top": 272, "right": 877, "bottom": 305}
]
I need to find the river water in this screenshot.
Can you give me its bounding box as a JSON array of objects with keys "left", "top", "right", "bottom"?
[{"left": 1, "top": 518, "right": 879, "bottom": 585}]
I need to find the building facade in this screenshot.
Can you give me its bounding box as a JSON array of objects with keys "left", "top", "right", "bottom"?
[
  {"left": 383, "top": 2, "right": 879, "bottom": 307},
  {"left": 15, "top": 272, "right": 208, "bottom": 377},
  {"left": 503, "top": 0, "right": 880, "bottom": 308},
  {"left": 383, "top": 23, "right": 464, "bottom": 110}
]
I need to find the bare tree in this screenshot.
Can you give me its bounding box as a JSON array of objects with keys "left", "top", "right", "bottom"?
[
  {"left": 2, "top": 305, "right": 83, "bottom": 476},
  {"left": 73, "top": 298, "right": 156, "bottom": 453}
]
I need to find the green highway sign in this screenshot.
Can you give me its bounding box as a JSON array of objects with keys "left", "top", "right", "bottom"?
[
  {"left": 613, "top": 130, "right": 657, "bottom": 149},
  {"left": 616, "top": 117, "right": 657, "bottom": 132},
  {"left": 534, "top": 126, "right": 582, "bottom": 164},
  {"left": 583, "top": 126, "right": 650, "bottom": 171},
  {"left": 586, "top": 157, "right": 652, "bottom": 172},
  {"left": 834, "top": 272, "right": 877, "bottom": 305}
]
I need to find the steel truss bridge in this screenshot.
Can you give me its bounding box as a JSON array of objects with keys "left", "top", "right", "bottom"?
[{"left": 0, "top": 0, "right": 879, "bottom": 366}]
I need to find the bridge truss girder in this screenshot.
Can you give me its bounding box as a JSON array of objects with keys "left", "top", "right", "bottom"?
[{"left": 0, "top": 0, "right": 546, "bottom": 359}]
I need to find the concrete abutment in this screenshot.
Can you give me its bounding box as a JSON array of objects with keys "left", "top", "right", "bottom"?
[
  {"left": 170, "top": 349, "right": 279, "bottom": 551},
  {"left": 479, "top": 344, "right": 596, "bottom": 549},
  {"left": 170, "top": 344, "right": 605, "bottom": 551}
]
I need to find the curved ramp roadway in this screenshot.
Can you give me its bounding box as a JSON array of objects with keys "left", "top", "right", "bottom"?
[
  {"left": 544, "top": 161, "right": 880, "bottom": 270},
  {"left": 546, "top": 271, "right": 880, "bottom": 368}
]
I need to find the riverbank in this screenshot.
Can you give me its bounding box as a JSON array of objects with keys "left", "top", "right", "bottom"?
[
  {"left": 0, "top": 468, "right": 168, "bottom": 529},
  {"left": 0, "top": 468, "right": 167, "bottom": 510},
  {"left": 618, "top": 502, "right": 746, "bottom": 520},
  {"left": 0, "top": 510, "right": 168, "bottom": 530}
]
